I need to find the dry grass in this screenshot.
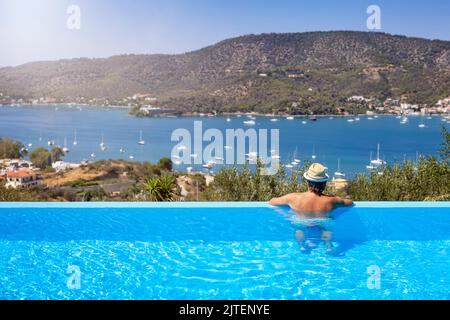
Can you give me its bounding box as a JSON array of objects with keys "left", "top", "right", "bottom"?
[{"left": 42, "top": 168, "right": 106, "bottom": 187}]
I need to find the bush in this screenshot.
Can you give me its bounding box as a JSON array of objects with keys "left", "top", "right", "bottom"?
[
  {"left": 0, "top": 183, "right": 40, "bottom": 201},
  {"left": 203, "top": 161, "right": 311, "bottom": 201},
  {"left": 347, "top": 157, "right": 450, "bottom": 201}
]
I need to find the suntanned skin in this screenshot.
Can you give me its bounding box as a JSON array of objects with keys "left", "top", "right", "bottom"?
[
  {"left": 270, "top": 191, "right": 353, "bottom": 253},
  {"left": 269, "top": 191, "right": 353, "bottom": 215}
]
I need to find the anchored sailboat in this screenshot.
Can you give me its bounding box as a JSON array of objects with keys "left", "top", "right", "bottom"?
[
  {"left": 100, "top": 134, "right": 107, "bottom": 151},
  {"left": 311, "top": 146, "right": 317, "bottom": 160},
  {"left": 370, "top": 144, "right": 387, "bottom": 166},
  {"left": 366, "top": 152, "right": 377, "bottom": 170},
  {"left": 334, "top": 158, "right": 346, "bottom": 178},
  {"left": 63, "top": 137, "right": 69, "bottom": 153},
  {"left": 138, "top": 130, "right": 146, "bottom": 145},
  {"left": 73, "top": 129, "right": 78, "bottom": 146}
]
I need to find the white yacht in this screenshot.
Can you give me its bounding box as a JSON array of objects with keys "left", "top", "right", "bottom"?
[
  {"left": 100, "top": 134, "right": 106, "bottom": 151},
  {"left": 371, "top": 144, "right": 387, "bottom": 166},
  {"left": 311, "top": 146, "right": 317, "bottom": 160},
  {"left": 366, "top": 152, "right": 377, "bottom": 170},
  {"left": 73, "top": 129, "right": 78, "bottom": 146},
  {"left": 334, "top": 158, "right": 346, "bottom": 178},
  {"left": 202, "top": 161, "right": 215, "bottom": 169},
  {"left": 138, "top": 130, "right": 146, "bottom": 145},
  {"left": 243, "top": 120, "right": 256, "bottom": 126},
  {"left": 63, "top": 137, "right": 69, "bottom": 153}
]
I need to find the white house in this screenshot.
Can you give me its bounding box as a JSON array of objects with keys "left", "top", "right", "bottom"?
[{"left": 5, "top": 170, "right": 40, "bottom": 189}]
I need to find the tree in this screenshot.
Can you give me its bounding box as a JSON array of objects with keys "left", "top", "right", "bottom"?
[
  {"left": 51, "top": 147, "right": 65, "bottom": 162},
  {"left": 29, "top": 147, "right": 51, "bottom": 169},
  {"left": 142, "top": 174, "right": 177, "bottom": 202},
  {"left": 157, "top": 157, "right": 173, "bottom": 171},
  {"left": 439, "top": 125, "right": 450, "bottom": 163},
  {"left": 0, "top": 138, "right": 27, "bottom": 159}
]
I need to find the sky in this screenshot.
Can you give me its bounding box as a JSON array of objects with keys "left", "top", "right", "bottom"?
[{"left": 0, "top": 0, "right": 449, "bottom": 67}]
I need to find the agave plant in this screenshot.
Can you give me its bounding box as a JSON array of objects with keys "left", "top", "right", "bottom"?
[{"left": 142, "top": 174, "right": 177, "bottom": 202}]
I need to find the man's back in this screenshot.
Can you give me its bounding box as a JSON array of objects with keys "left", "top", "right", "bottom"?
[{"left": 269, "top": 191, "right": 353, "bottom": 215}]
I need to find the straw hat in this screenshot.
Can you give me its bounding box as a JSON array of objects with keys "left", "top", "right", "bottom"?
[{"left": 303, "top": 163, "right": 329, "bottom": 182}]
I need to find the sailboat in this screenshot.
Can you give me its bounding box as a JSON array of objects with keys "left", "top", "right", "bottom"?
[
  {"left": 63, "top": 137, "right": 69, "bottom": 153},
  {"left": 334, "top": 158, "right": 346, "bottom": 178},
  {"left": 311, "top": 146, "right": 317, "bottom": 160},
  {"left": 73, "top": 129, "right": 78, "bottom": 146},
  {"left": 366, "top": 152, "right": 377, "bottom": 170},
  {"left": 370, "top": 144, "right": 387, "bottom": 166},
  {"left": 226, "top": 118, "right": 232, "bottom": 122},
  {"left": 100, "top": 134, "right": 107, "bottom": 151},
  {"left": 418, "top": 117, "right": 426, "bottom": 128},
  {"left": 243, "top": 119, "right": 256, "bottom": 126},
  {"left": 138, "top": 130, "right": 146, "bottom": 145}
]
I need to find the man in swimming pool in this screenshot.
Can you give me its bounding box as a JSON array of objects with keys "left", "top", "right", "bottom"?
[{"left": 269, "top": 163, "right": 353, "bottom": 253}]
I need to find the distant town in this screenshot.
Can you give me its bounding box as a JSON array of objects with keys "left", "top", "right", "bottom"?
[{"left": 1, "top": 91, "right": 449, "bottom": 117}]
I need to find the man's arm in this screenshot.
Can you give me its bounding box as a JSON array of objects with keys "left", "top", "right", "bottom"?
[
  {"left": 333, "top": 197, "right": 354, "bottom": 207},
  {"left": 269, "top": 194, "right": 295, "bottom": 206}
]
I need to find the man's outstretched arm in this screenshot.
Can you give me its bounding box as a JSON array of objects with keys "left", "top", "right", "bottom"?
[
  {"left": 333, "top": 197, "right": 354, "bottom": 207},
  {"left": 269, "top": 194, "right": 294, "bottom": 206}
]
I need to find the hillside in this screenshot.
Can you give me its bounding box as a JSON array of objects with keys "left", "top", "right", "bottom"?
[{"left": 1, "top": 31, "right": 450, "bottom": 114}]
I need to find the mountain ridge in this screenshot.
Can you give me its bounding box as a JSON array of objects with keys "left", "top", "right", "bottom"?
[{"left": 1, "top": 31, "right": 450, "bottom": 114}]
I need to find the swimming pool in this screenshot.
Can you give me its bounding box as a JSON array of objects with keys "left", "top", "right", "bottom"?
[{"left": 0, "top": 202, "right": 449, "bottom": 300}]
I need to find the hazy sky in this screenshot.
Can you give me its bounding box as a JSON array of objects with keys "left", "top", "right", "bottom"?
[{"left": 0, "top": 0, "right": 449, "bottom": 67}]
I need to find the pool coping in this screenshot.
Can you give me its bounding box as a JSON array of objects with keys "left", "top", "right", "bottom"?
[{"left": 0, "top": 202, "right": 448, "bottom": 208}]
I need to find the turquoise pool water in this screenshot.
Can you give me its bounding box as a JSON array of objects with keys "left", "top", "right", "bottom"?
[{"left": 0, "top": 202, "right": 449, "bottom": 300}]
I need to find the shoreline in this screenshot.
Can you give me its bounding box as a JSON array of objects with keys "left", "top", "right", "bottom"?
[{"left": 1, "top": 103, "right": 447, "bottom": 118}]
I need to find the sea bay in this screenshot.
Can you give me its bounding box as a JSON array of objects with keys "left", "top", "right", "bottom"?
[{"left": 0, "top": 105, "right": 448, "bottom": 177}]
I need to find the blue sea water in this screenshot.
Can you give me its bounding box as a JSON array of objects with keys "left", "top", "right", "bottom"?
[
  {"left": 0, "top": 203, "right": 449, "bottom": 300},
  {"left": 0, "top": 104, "right": 448, "bottom": 176}
]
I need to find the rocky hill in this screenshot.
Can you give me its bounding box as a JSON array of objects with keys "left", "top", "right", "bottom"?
[{"left": 1, "top": 31, "right": 450, "bottom": 114}]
